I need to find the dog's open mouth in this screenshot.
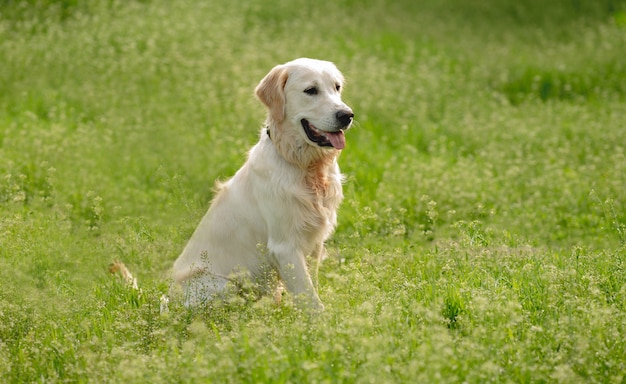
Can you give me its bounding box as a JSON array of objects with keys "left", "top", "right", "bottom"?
[{"left": 301, "top": 119, "right": 346, "bottom": 150}]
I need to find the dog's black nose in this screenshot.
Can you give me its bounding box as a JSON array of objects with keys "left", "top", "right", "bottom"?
[{"left": 336, "top": 110, "right": 354, "bottom": 128}]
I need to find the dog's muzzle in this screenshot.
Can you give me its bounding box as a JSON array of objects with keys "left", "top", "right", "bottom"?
[
  {"left": 301, "top": 109, "right": 353, "bottom": 150},
  {"left": 335, "top": 110, "right": 354, "bottom": 129}
]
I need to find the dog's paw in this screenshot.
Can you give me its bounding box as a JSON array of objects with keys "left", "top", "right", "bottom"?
[
  {"left": 159, "top": 295, "right": 170, "bottom": 314},
  {"left": 294, "top": 293, "right": 325, "bottom": 313}
]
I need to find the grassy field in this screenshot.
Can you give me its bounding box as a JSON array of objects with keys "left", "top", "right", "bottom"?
[{"left": 1, "top": 0, "right": 626, "bottom": 382}]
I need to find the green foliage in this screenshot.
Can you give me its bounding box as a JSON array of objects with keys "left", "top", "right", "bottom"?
[
  {"left": 499, "top": 63, "right": 626, "bottom": 104},
  {"left": 1, "top": 0, "right": 625, "bottom": 382}
]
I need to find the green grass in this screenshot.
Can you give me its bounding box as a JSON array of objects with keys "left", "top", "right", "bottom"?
[{"left": 1, "top": 0, "right": 626, "bottom": 382}]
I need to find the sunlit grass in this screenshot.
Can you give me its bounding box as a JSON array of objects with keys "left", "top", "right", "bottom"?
[{"left": 1, "top": 0, "right": 625, "bottom": 382}]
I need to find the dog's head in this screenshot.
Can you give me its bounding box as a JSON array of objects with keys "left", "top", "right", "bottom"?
[{"left": 255, "top": 58, "right": 353, "bottom": 158}]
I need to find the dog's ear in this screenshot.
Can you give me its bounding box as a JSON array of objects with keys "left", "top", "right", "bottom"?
[{"left": 255, "top": 64, "right": 288, "bottom": 123}]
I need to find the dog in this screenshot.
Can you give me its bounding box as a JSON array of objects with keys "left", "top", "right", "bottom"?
[{"left": 171, "top": 58, "right": 353, "bottom": 310}]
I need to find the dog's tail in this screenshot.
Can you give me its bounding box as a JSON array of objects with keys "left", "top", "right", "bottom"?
[
  {"left": 108, "top": 260, "right": 139, "bottom": 290},
  {"left": 108, "top": 261, "right": 170, "bottom": 313}
]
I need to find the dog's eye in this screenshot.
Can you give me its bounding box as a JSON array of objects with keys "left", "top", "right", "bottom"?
[
  {"left": 335, "top": 84, "right": 341, "bottom": 92},
  {"left": 304, "top": 87, "right": 318, "bottom": 95}
]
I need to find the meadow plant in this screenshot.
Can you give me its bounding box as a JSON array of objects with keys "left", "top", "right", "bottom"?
[{"left": 1, "top": 0, "right": 625, "bottom": 382}]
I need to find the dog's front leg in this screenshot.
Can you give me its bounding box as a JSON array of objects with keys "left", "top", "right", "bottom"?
[
  {"left": 270, "top": 242, "right": 324, "bottom": 311},
  {"left": 309, "top": 242, "right": 327, "bottom": 290}
]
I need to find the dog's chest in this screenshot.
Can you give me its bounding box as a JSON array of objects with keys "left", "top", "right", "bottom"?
[
  {"left": 298, "top": 159, "right": 343, "bottom": 233},
  {"left": 252, "top": 140, "right": 343, "bottom": 241},
  {"left": 306, "top": 161, "right": 333, "bottom": 199}
]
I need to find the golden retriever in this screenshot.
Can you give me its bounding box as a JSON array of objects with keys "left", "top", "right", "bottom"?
[{"left": 171, "top": 58, "right": 353, "bottom": 310}]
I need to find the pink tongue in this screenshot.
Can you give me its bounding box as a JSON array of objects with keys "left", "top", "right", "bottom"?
[{"left": 326, "top": 131, "right": 346, "bottom": 149}]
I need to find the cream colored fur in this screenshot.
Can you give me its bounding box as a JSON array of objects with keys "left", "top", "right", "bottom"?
[{"left": 172, "top": 58, "right": 353, "bottom": 310}]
